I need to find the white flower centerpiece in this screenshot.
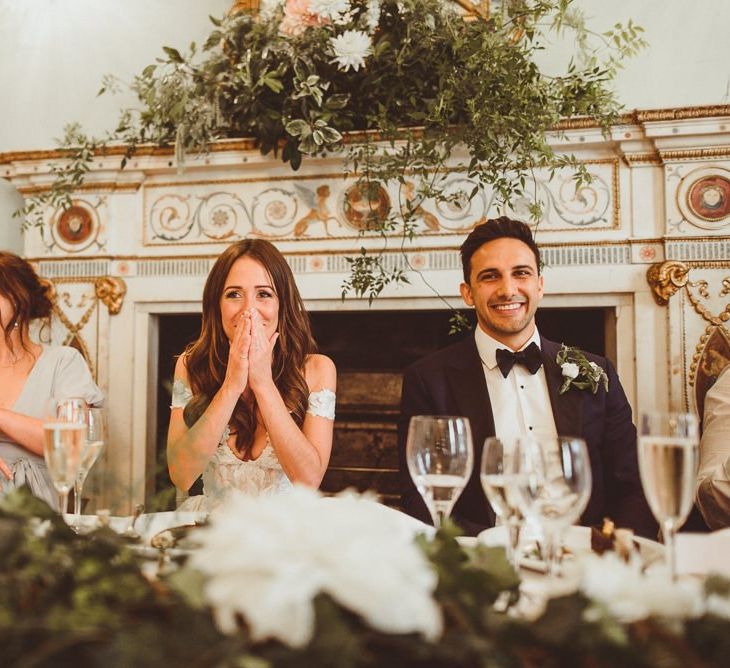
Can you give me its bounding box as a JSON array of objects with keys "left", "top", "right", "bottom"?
[{"left": 187, "top": 486, "right": 441, "bottom": 648}]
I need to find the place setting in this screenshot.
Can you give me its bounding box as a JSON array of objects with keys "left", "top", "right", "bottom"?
[
  {"left": 41, "top": 397, "right": 207, "bottom": 568},
  {"left": 403, "top": 411, "right": 704, "bottom": 608}
]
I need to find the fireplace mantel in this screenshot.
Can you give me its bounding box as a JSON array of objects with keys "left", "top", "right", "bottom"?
[{"left": 4, "top": 107, "right": 730, "bottom": 511}]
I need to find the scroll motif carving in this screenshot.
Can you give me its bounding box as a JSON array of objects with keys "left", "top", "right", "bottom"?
[
  {"left": 95, "top": 277, "right": 127, "bottom": 316},
  {"left": 646, "top": 261, "right": 689, "bottom": 306}
]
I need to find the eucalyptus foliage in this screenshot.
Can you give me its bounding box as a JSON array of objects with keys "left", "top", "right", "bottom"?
[{"left": 17, "top": 0, "right": 646, "bottom": 304}]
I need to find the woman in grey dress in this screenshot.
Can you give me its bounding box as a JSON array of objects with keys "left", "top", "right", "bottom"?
[{"left": 0, "top": 252, "right": 103, "bottom": 510}]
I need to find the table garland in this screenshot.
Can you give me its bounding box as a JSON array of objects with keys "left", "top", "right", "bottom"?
[{"left": 2, "top": 486, "right": 729, "bottom": 668}]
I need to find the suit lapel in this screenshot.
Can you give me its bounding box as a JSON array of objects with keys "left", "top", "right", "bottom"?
[
  {"left": 541, "top": 337, "right": 584, "bottom": 438},
  {"left": 445, "top": 337, "right": 495, "bottom": 448}
]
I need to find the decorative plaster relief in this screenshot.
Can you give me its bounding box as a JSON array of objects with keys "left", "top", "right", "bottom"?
[
  {"left": 648, "top": 260, "right": 730, "bottom": 413},
  {"left": 666, "top": 164, "right": 730, "bottom": 235},
  {"left": 141, "top": 161, "right": 617, "bottom": 246},
  {"left": 677, "top": 167, "right": 730, "bottom": 229},
  {"left": 47, "top": 198, "right": 107, "bottom": 254},
  {"left": 42, "top": 276, "right": 127, "bottom": 379}
]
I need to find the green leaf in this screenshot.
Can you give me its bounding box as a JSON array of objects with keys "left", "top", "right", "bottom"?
[
  {"left": 285, "top": 119, "right": 310, "bottom": 137},
  {"left": 162, "top": 46, "right": 184, "bottom": 63}
]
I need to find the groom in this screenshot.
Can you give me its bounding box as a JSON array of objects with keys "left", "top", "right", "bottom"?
[{"left": 398, "top": 217, "right": 657, "bottom": 538}]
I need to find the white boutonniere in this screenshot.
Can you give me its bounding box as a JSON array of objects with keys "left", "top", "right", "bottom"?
[{"left": 556, "top": 344, "right": 609, "bottom": 395}]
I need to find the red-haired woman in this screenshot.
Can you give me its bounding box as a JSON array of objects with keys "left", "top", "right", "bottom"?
[
  {"left": 167, "top": 239, "right": 336, "bottom": 511},
  {"left": 0, "top": 252, "right": 103, "bottom": 509}
]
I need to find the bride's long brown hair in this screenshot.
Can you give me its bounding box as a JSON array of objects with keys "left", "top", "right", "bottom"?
[{"left": 183, "top": 240, "right": 316, "bottom": 455}]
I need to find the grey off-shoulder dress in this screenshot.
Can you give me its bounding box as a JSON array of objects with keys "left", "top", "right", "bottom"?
[{"left": 0, "top": 346, "right": 104, "bottom": 510}]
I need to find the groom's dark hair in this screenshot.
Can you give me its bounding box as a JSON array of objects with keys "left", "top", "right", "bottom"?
[{"left": 459, "top": 217, "right": 541, "bottom": 282}]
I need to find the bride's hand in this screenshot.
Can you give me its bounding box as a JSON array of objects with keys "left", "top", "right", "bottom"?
[
  {"left": 224, "top": 311, "right": 252, "bottom": 396},
  {"left": 247, "top": 309, "right": 278, "bottom": 390}
]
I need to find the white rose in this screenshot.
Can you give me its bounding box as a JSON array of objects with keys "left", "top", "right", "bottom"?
[
  {"left": 561, "top": 362, "right": 580, "bottom": 379},
  {"left": 580, "top": 553, "right": 705, "bottom": 623},
  {"left": 188, "top": 487, "right": 441, "bottom": 648}
]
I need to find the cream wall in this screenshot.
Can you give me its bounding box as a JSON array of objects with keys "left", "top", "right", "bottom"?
[{"left": 0, "top": 0, "right": 729, "bottom": 153}]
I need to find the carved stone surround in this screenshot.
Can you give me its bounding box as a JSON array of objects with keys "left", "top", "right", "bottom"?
[{"left": 3, "top": 106, "right": 730, "bottom": 511}]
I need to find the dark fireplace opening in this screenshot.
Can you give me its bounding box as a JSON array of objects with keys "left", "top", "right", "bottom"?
[{"left": 153, "top": 307, "right": 608, "bottom": 507}]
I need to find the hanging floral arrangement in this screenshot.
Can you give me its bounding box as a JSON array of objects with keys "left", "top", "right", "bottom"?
[{"left": 18, "top": 0, "right": 645, "bottom": 301}]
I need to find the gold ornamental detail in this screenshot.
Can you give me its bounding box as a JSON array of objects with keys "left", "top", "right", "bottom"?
[
  {"left": 646, "top": 261, "right": 689, "bottom": 306},
  {"left": 95, "top": 276, "right": 127, "bottom": 315},
  {"left": 690, "top": 324, "right": 730, "bottom": 388},
  {"left": 39, "top": 276, "right": 127, "bottom": 376},
  {"left": 659, "top": 146, "right": 730, "bottom": 162},
  {"left": 648, "top": 261, "right": 730, "bottom": 324},
  {"left": 685, "top": 277, "right": 730, "bottom": 327},
  {"left": 228, "top": 0, "right": 260, "bottom": 15}
]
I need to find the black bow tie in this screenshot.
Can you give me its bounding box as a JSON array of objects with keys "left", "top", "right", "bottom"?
[{"left": 495, "top": 342, "right": 543, "bottom": 378}]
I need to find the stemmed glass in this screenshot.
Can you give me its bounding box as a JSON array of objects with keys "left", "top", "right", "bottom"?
[
  {"left": 42, "top": 398, "right": 86, "bottom": 515},
  {"left": 480, "top": 437, "right": 524, "bottom": 568},
  {"left": 513, "top": 435, "right": 592, "bottom": 577},
  {"left": 638, "top": 411, "right": 699, "bottom": 581},
  {"left": 406, "top": 415, "right": 474, "bottom": 529},
  {"left": 73, "top": 407, "right": 106, "bottom": 527}
]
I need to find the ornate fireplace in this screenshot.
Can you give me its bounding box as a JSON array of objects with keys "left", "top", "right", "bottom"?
[{"left": 3, "top": 106, "right": 730, "bottom": 512}]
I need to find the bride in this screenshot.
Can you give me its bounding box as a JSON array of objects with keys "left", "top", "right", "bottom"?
[{"left": 167, "top": 239, "right": 336, "bottom": 511}]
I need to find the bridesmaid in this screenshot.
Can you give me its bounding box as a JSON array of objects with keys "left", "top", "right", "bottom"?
[{"left": 0, "top": 252, "right": 103, "bottom": 509}]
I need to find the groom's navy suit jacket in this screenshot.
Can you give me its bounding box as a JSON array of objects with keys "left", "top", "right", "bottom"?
[{"left": 398, "top": 334, "right": 658, "bottom": 539}]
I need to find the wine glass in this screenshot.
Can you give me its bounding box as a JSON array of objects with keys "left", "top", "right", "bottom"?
[
  {"left": 73, "top": 406, "right": 106, "bottom": 528},
  {"left": 406, "top": 415, "right": 474, "bottom": 529},
  {"left": 480, "top": 436, "right": 524, "bottom": 568},
  {"left": 42, "top": 398, "right": 87, "bottom": 514},
  {"left": 513, "top": 435, "right": 592, "bottom": 577},
  {"left": 638, "top": 411, "right": 699, "bottom": 581}
]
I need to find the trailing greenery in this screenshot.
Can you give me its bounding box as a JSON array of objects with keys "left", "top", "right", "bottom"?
[
  {"left": 3, "top": 486, "right": 730, "bottom": 667},
  {"left": 16, "top": 0, "right": 646, "bottom": 308}
]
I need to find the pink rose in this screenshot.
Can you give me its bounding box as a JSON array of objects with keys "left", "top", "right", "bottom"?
[{"left": 280, "top": 0, "right": 328, "bottom": 36}]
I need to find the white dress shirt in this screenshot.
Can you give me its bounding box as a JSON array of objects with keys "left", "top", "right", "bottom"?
[{"left": 473, "top": 326, "right": 558, "bottom": 445}]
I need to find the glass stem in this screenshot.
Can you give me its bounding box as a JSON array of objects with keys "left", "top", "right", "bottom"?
[
  {"left": 59, "top": 490, "right": 69, "bottom": 517},
  {"left": 542, "top": 530, "right": 560, "bottom": 578},
  {"left": 506, "top": 519, "right": 521, "bottom": 568},
  {"left": 663, "top": 520, "right": 677, "bottom": 581},
  {"left": 74, "top": 479, "right": 83, "bottom": 517},
  {"left": 432, "top": 504, "right": 447, "bottom": 530}
]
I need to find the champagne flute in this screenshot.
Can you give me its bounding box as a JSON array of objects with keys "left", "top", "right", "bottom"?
[
  {"left": 514, "top": 435, "right": 592, "bottom": 577},
  {"left": 638, "top": 411, "right": 699, "bottom": 581},
  {"left": 406, "top": 415, "right": 474, "bottom": 529},
  {"left": 42, "top": 398, "right": 86, "bottom": 514},
  {"left": 73, "top": 407, "right": 106, "bottom": 527},
  {"left": 480, "top": 437, "right": 524, "bottom": 567}
]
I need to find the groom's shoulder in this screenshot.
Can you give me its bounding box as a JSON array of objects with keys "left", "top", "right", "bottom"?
[
  {"left": 405, "top": 335, "right": 474, "bottom": 377},
  {"left": 541, "top": 336, "right": 610, "bottom": 368}
]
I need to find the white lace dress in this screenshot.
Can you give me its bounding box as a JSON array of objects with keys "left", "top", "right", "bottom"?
[{"left": 171, "top": 381, "right": 335, "bottom": 512}]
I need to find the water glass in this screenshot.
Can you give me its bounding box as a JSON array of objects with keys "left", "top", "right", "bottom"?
[
  {"left": 42, "top": 398, "right": 86, "bottom": 514},
  {"left": 406, "top": 415, "right": 474, "bottom": 529},
  {"left": 638, "top": 411, "right": 699, "bottom": 581},
  {"left": 513, "top": 435, "right": 592, "bottom": 576},
  {"left": 73, "top": 406, "right": 106, "bottom": 525},
  {"left": 480, "top": 436, "right": 525, "bottom": 567}
]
